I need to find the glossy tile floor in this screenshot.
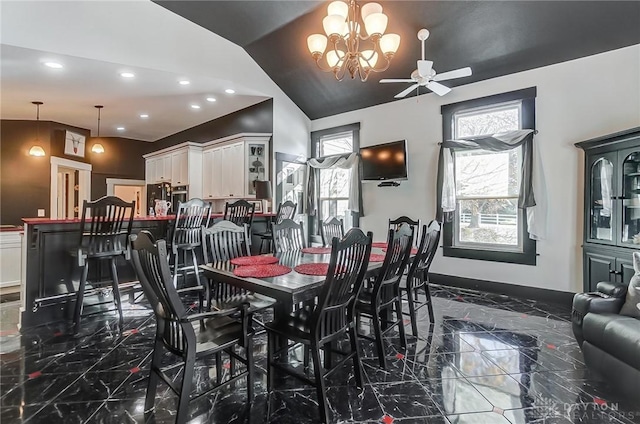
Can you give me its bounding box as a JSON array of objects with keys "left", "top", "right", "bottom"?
[{"left": 1, "top": 285, "right": 639, "bottom": 424}]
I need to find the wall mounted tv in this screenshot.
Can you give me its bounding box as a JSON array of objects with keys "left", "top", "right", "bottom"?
[{"left": 360, "top": 140, "right": 408, "bottom": 182}]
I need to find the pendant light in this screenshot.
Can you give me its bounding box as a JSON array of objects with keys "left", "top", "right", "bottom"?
[
  {"left": 28, "top": 101, "right": 46, "bottom": 157},
  {"left": 91, "top": 105, "right": 105, "bottom": 154}
]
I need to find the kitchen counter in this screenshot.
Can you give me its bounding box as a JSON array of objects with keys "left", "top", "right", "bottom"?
[{"left": 19, "top": 213, "right": 275, "bottom": 330}]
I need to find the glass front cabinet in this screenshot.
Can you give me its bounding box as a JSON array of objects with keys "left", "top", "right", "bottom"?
[{"left": 577, "top": 128, "right": 640, "bottom": 291}]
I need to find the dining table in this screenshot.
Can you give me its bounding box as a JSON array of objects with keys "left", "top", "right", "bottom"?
[{"left": 199, "top": 248, "right": 389, "bottom": 323}]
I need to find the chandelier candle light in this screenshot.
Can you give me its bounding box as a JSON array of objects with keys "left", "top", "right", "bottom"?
[{"left": 307, "top": 0, "right": 400, "bottom": 81}]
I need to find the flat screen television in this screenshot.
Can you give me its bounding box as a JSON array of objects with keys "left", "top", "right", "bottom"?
[{"left": 360, "top": 140, "right": 408, "bottom": 181}]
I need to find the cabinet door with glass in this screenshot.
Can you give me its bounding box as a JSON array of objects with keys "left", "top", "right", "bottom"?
[
  {"left": 618, "top": 147, "right": 640, "bottom": 246},
  {"left": 587, "top": 152, "right": 617, "bottom": 245}
]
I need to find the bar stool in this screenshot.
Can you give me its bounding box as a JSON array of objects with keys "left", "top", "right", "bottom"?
[
  {"left": 169, "top": 199, "right": 211, "bottom": 303},
  {"left": 256, "top": 200, "right": 297, "bottom": 253},
  {"left": 71, "top": 196, "right": 134, "bottom": 334}
]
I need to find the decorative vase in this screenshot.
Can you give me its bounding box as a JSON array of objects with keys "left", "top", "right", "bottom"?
[{"left": 154, "top": 200, "right": 172, "bottom": 217}]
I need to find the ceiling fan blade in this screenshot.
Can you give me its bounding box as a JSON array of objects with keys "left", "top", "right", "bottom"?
[
  {"left": 395, "top": 84, "right": 420, "bottom": 98},
  {"left": 432, "top": 67, "right": 472, "bottom": 82},
  {"left": 417, "top": 60, "right": 433, "bottom": 77},
  {"left": 379, "top": 79, "right": 415, "bottom": 83},
  {"left": 426, "top": 81, "right": 451, "bottom": 96}
]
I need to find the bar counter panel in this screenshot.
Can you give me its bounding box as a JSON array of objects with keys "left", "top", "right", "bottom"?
[{"left": 20, "top": 214, "right": 275, "bottom": 329}]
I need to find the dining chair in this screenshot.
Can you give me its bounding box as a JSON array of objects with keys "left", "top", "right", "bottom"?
[
  {"left": 130, "top": 231, "right": 255, "bottom": 424},
  {"left": 320, "top": 216, "right": 344, "bottom": 247},
  {"left": 272, "top": 219, "right": 306, "bottom": 253},
  {"left": 256, "top": 200, "right": 297, "bottom": 253},
  {"left": 356, "top": 224, "right": 414, "bottom": 369},
  {"left": 400, "top": 220, "right": 441, "bottom": 337},
  {"left": 169, "top": 198, "right": 211, "bottom": 311},
  {"left": 389, "top": 216, "right": 421, "bottom": 248},
  {"left": 202, "top": 220, "right": 276, "bottom": 313},
  {"left": 224, "top": 199, "right": 256, "bottom": 227},
  {"left": 264, "top": 228, "right": 373, "bottom": 423},
  {"left": 71, "top": 196, "right": 135, "bottom": 334}
]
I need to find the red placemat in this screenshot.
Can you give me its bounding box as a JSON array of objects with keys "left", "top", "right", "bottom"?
[
  {"left": 382, "top": 247, "right": 419, "bottom": 255},
  {"left": 369, "top": 253, "right": 386, "bottom": 262},
  {"left": 233, "top": 264, "right": 292, "bottom": 278},
  {"left": 294, "top": 263, "right": 331, "bottom": 276},
  {"left": 302, "top": 247, "right": 332, "bottom": 254},
  {"left": 372, "top": 242, "right": 388, "bottom": 249},
  {"left": 230, "top": 255, "right": 279, "bottom": 266}
]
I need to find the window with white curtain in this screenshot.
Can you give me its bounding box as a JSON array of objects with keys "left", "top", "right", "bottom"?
[{"left": 310, "top": 124, "right": 360, "bottom": 240}]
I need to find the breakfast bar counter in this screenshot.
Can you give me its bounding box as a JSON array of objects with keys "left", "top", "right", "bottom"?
[{"left": 20, "top": 213, "right": 275, "bottom": 329}]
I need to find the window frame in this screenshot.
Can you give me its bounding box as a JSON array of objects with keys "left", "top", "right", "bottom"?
[
  {"left": 310, "top": 123, "right": 361, "bottom": 244},
  {"left": 440, "top": 87, "right": 537, "bottom": 265}
]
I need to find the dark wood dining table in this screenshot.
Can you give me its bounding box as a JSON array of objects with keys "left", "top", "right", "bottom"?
[{"left": 200, "top": 249, "right": 388, "bottom": 320}]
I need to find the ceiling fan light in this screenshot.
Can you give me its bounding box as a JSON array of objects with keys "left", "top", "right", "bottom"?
[
  {"left": 327, "top": 1, "right": 349, "bottom": 19},
  {"left": 359, "top": 50, "right": 378, "bottom": 68},
  {"left": 29, "top": 145, "right": 45, "bottom": 157},
  {"left": 91, "top": 143, "right": 105, "bottom": 154},
  {"left": 326, "top": 50, "right": 346, "bottom": 68},
  {"left": 323, "top": 14, "right": 345, "bottom": 37},
  {"left": 364, "top": 12, "right": 388, "bottom": 36},
  {"left": 380, "top": 33, "right": 401, "bottom": 54},
  {"left": 308, "top": 34, "right": 328, "bottom": 55},
  {"left": 361, "top": 2, "right": 383, "bottom": 21}
]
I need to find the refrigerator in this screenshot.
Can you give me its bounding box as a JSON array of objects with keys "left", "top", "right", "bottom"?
[{"left": 147, "top": 182, "right": 172, "bottom": 215}]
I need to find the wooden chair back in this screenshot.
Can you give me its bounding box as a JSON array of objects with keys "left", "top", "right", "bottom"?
[
  {"left": 224, "top": 200, "right": 256, "bottom": 227},
  {"left": 201, "top": 220, "right": 250, "bottom": 263},
  {"left": 272, "top": 219, "right": 306, "bottom": 253},
  {"left": 275, "top": 200, "right": 297, "bottom": 224},
  {"left": 320, "top": 216, "right": 345, "bottom": 247},
  {"left": 171, "top": 198, "right": 211, "bottom": 254},
  {"left": 79, "top": 196, "right": 135, "bottom": 257}
]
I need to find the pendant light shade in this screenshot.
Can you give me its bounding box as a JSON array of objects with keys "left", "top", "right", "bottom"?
[
  {"left": 29, "top": 101, "right": 45, "bottom": 157},
  {"left": 92, "top": 105, "right": 105, "bottom": 154}
]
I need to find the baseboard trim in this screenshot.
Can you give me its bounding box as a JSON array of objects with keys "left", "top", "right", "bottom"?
[{"left": 430, "top": 273, "right": 575, "bottom": 307}]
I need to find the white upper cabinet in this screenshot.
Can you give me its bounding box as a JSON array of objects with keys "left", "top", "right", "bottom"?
[{"left": 171, "top": 150, "right": 189, "bottom": 185}]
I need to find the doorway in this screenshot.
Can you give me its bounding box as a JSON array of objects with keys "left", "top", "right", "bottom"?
[
  {"left": 106, "top": 179, "right": 146, "bottom": 216},
  {"left": 50, "top": 157, "right": 92, "bottom": 220}
]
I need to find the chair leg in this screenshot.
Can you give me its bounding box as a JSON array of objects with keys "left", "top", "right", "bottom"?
[
  {"left": 215, "top": 352, "right": 222, "bottom": 385},
  {"left": 145, "top": 337, "right": 164, "bottom": 412},
  {"left": 246, "top": 337, "right": 255, "bottom": 402},
  {"left": 372, "top": 308, "right": 387, "bottom": 369},
  {"left": 266, "top": 331, "right": 275, "bottom": 391},
  {"left": 110, "top": 257, "right": 124, "bottom": 329},
  {"left": 406, "top": 287, "right": 419, "bottom": 338},
  {"left": 172, "top": 251, "right": 179, "bottom": 287},
  {"left": 349, "top": 325, "right": 364, "bottom": 388},
  {"left": 310, "top": 341, "right": 329, "bottom": 424},
  {"left": 424, "top": 283, "right": 435, "bottom": 323},
  {"left": 323, "top": 340, "right": 333, "bottom": 370},
  {"left": 190, "top": 249, "right": 204, "bottom": 313},
  {"left": 176, "top": 352, "right": 195, "bottom": 424},
  {"left": 73, "top": 262, "right": 89, "bottom": 334},
  {"left": 395, "top": 290, "right": 407, "bottom": 349}
]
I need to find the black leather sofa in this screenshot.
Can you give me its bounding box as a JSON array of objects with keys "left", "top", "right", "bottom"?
[{"left": 572, "top": 281, "right": 640, "bottom": 400}]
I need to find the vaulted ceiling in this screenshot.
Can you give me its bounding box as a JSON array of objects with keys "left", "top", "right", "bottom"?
[{"left": 156, "top": 1, "right": 640, "bottom": 120}]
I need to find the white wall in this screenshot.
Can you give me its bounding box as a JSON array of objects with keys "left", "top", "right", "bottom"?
[{"left": 312, "top": 45, "right": 640, "bottom": 293}]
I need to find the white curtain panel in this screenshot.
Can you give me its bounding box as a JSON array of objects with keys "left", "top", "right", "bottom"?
[{"left": 308, "top": 152, "right": 360, "bottom": 214}]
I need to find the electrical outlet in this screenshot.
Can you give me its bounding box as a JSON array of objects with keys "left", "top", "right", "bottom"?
[{"left": 37, "top": 209, "right": 45, "bottom": 217}]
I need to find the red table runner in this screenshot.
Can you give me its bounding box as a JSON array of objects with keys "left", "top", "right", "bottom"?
[
  {"left": 230, "top": 255, "right": 279, "bottom": 266},
  {"left": 301, "top": 247, "right": 332, "bottom": 254},
  {"left": 294, "top": 263, "right": 331, "bottom": 276},
  {"left": 233, "top": 264, "right": 292, "bottom": 278}
]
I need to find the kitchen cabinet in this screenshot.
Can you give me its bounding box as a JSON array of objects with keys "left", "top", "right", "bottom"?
[
  {"left": 171, "top": 150, "right": 189, "bottom": 185},
  {"left": 576, "top": 127, "right": 640, "bottom": 291},
  {"left": 201, "top": 134, "right": 270, "bottom": 200}
]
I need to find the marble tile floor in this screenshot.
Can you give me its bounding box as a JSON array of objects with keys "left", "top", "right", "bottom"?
[{"left": 1, "top": 285, "right": 639, "bottom": 424}]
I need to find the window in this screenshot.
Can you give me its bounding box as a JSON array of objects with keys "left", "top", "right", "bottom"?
[
  {"left": 440, "top": 88, "right": 536, "bottom": 265},
  {"left": 310, "top": 123, "right": 360, "bottom": 241}
]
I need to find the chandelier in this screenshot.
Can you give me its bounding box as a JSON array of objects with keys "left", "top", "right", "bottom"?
[{"left": 307, "top": 0, "right": 400, "bottom": 82}]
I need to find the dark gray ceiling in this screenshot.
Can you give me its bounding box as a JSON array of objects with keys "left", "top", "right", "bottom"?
[{"left": 156, "top": 1, "right": 640, "bottom": 120}]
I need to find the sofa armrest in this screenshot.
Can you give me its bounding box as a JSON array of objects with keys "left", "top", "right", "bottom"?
[
  {"left": 573, "top": 291, "right": 625, "bottom": 317},
  {"left": 596, "top": 281, "right": 627, "bottom": 298}
]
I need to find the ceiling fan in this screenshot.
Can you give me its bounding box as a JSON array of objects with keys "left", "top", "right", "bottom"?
[{"left": 380, "top": 29, "right": 472, "bottom": 99}]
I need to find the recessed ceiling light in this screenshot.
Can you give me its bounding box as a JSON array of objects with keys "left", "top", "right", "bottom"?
[
  {"left": 44, "top": 62, "right": 63, "bottom": 69},
  {"left": 206, "top": 97, "right": 217, "bottom": 102},
  {"left": 116, "top": 127, "right": 125, "bottom": 131},
  {"left": 140, "top": 114, "right": 149, "bottom": 118},
  {"left": 120, "top": 72, "right": 135, "bottom": 78},
  {"left": 190, "top": 104, "right": 201, "bottom": 109},
  {"left": 225, "top": 89, "right": 235, "bottom": 94},
  {"left": 179, "top": 80, "right": 190, "bottom": 85}
]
